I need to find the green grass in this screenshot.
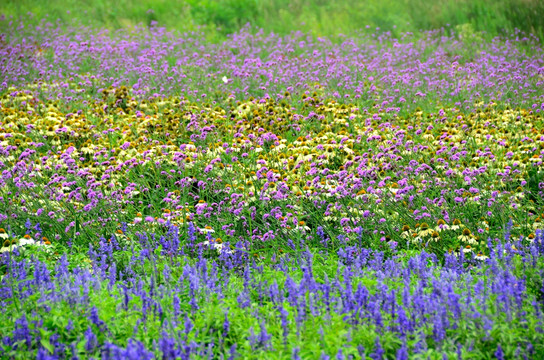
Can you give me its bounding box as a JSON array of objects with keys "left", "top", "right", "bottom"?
[{"left": 1, "top": 0, "right": 543, "bottom": 42}]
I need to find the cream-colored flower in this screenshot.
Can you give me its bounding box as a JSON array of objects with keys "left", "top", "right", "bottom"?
[
  {"left": 534, "top": 217, "right": 542, "bottom": 230},
  {"left": 199, "top": 240, "right": 233, "bottom": 254},
  {"left": 0, "top": 236, "right": 50, "bottom": 253},
  {"left": 436, "top": 219, "right": 450, "bottom": 232},
  {"left": 450, "top": 219, "right": 463, "bottom": 231},
  {"left": 418, "top": 223, "right": 434, "bottom": 237},
  {"left": 199, "top": 226, "right": 215, "bottom": 234},
  {"left": 458, "top": 228, "right": 478, "bottom": 245},
  {"left": 400, "top": 225, "right": 415, "bottom": 240}
]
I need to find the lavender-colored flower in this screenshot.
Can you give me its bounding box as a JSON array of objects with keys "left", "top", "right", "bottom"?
[
  {"left": 396, "top": 341, "right": 409, "bottom": 360},
  {"left": 89, "top": 306, "right": 105, "bottom": 330},
  {"left": 84, "top": 326, "right": 98, "bottom": 353},
  {"left": 292, "top": 347, "right": 301, "bottom": 360},
  {"left": 369, "top": 337, "right": 384, "bottom": 360},
  {"left": 13, "top": 314, "right": 32, "bottom": 350},
  {"left": 494, "top": 344, "right": 505, "bottom": 360},
  {"left": 159, "top": 333, "right": 179, "bottom": 359},
  {"left": 102, "top": 338, "right": 153, "bottom": 360},
  {"left": 279, "top": 306, "right": 290, "bottom": 345},
  {"left": 223, "top": 311, "right": 230, "bottom": 338}
]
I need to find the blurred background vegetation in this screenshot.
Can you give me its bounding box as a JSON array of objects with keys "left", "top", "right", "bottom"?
[{"left": 1, "top": 0, "right": 543, "bottom": 41}]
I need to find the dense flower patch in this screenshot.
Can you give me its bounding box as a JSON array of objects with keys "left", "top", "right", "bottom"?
[
  {"left": 0, "top": 19, "right": 544, "bottom": 359},
  {"left": 1, "top": 88, "right": 542, "bottom": 258},
  {"left": 1, "top": 20, "right": 543, "bottom": 108},
  {"left": 1, "top": 224, "right": 544, "bottom": 358}
]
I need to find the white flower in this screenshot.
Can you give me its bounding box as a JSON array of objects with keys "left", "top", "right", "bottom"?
[
  {"left": 411, "top": 236, "right": 423, "bottom": 244},
  {"left": 199, "top": 241, "right": 233, "bottom": 254},
  {"left": 449, "top": 218, "right": 464, "bottom": 231},
  {"left": 222, "top": 76, "right": 228, "bottom": 84},
  {"left": 18, "top": 238, "right": 37, "bottom": 246},
  {"left": 0, "top": 236, "right": 50, "bottom": 253},
  {"left": 457, "top": 228, "right": 478, "bottom": 245},
  {"left": 418, "top": 227, "right": 435, "bottom": 237},
  {"left": 199, "top": 226, "right": 215, "bottom": 234}
]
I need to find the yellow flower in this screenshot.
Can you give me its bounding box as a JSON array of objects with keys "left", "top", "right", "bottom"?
[
  {"left": 458, "top": 228, "right": 477, "bottom": 245},
  {"left": 418, "top": 223, "right": 434, "bottom": 237},
  {"left": 199, "top": 226, "right": 215, "bottom": 234},
  {"left": 436, "top": 219, "right": 450, "bottom": 232},
  {"left": 451, "top": 219, "right": 463, "bottom": 231},
  {"left": 400, "top": 225, "right": 414, "bottom": 240},
  {"left": 534, "top": 217, "right": 542, "bottom": 230}
]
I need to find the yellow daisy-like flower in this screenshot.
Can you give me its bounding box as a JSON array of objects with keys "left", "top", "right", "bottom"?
[
  {"left": 400, "top": 225, "right": 414, "bottom": 240},
  {"left": 475, "top": 252, "right": 489, "bottom": 261},
  {"left": 418, "top": 223, "right": 434, "bottom": 237},
  {"left": 534, "top": 217, "right": 542, "bottom": 230},
  {"left": 462, "top": 245, "right": 473, "bottom": 254},
  {"left": 199, "top": 226, "right": 215, "bottom": 234},
  {"left": 410, "top": 232, "right": 422, "bottom": 244},
  {"left": 436, "top": 219, "right": 450, "bottom": 232},
  {"left": 450, "top": 218, "right": 463, "bottom": 231},
  {"left": 458, "top": 228, "right": 478, "bottom": 245}
]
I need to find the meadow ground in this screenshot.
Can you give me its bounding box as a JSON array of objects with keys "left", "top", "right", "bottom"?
[{"left": 0, "top": 12, "right": 544, "bottom": 360}]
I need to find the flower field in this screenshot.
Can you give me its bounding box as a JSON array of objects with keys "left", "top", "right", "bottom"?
[{"left": 1, "top": 17, "right": 544, "bottom": 359}]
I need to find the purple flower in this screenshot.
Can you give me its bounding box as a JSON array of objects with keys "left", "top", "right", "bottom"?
[
  {"left": 223, "top": 311, "right": 230, "bottom": 338},
  {"left": 369, "top": 337, "right": 384, "bottom": 360},
  {"left": 159, "top": 333, "right": 179, "bottom": 359},
  {"left": 89, "top": 306, "right": 105, "bottom": 330},
  {"left": 84, "top": 326, "right": 98, "bottom": 353},
  {"left": 102, "top": 338, "right": 153, "bottom": 360},
  {"left": 279, "top": 306, "right": 289, "bottom": 344},
  {"left": 396, "top": 341, "right": 409, "bottom": 360},
  {"left": 494, "top": 344, "right": 505, "bottom": 360},
  {"left": 292, "top": 347, "right": 301, "bottom": 360},
  {"left": 24, "top": 218, "right": 32, "bottom": 233},
  {"left": 13, "top": 315, "right": 32, "bottom": 350}
]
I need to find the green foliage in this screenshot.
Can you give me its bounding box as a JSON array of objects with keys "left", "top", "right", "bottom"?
[{"left": 1, "top": 0, "right": 543, "bottom": 41}]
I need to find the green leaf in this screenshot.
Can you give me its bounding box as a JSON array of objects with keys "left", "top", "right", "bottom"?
[{"left": 40, "top": 337, "right": 54, "bottom": 354}]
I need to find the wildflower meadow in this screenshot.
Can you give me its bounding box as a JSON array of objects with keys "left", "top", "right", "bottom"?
[{"left": 0, "top": 5, "right": 544, "bottom": 360}]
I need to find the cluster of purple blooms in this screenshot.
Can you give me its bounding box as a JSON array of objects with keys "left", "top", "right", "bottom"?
[
  {"left": 1, "top": 221, "right": 543, "bottom": 359},
  {"left": 1, "top": 20, "right": 543, "bottom": 111}
]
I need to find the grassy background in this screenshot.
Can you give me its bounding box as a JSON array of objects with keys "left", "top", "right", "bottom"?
[{"left": 1, "top": 0, "right": 543, "bottom": 41}]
